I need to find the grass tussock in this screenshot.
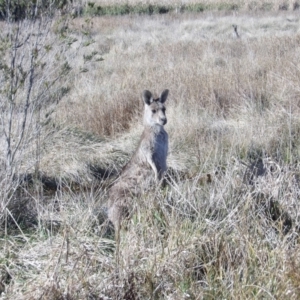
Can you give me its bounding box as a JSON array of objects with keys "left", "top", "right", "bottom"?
[{"left": 2, "top": 8, "right": 300, "bottom": 299}]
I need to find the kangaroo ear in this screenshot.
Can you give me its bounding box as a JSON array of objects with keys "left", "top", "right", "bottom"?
[
  {"left": 142, "top": 90, "right": 153, "bottom": 105},
  {"left": 160, "top": 89, "right": 169, "bottom": 103}
]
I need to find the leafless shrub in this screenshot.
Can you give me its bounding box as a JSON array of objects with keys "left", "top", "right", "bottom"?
[{"left": 0, "top": 4, "right": 85, "bottom": 230}]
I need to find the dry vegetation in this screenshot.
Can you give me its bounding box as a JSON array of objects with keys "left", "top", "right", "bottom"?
[
  {"left": 2, "top": 2, "right": 300, "bottom": 299},
  {"left": 82, "top": 0, "right": 300, "bottom": 10}
]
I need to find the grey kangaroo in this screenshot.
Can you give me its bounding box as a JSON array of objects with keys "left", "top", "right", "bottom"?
[{"left": 108, "top": 89, "right": 169, "bottom": 236}]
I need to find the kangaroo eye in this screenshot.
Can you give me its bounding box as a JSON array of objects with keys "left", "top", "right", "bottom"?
[{"left": 152, "top": 110, "right": 157, "bottom": 113}]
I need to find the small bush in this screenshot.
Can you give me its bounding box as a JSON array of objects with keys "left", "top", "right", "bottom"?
[
  {"left": 279, "top": 2, "right": 289, "bottom": 10},
  {"left": 185, "top": 3, "right": 206, "bottom": 12},
  {"left": 217, "top": 3, "right": 239, "bottom": 11},
  {"left": 293, "top": 1, "right": 300, "bottom": 10}
]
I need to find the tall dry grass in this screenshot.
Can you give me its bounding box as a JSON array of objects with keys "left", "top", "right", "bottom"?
[{"left": 2, "top": 9, "right": 300, "bottom": 299}]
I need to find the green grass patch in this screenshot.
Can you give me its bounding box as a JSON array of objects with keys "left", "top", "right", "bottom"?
[
  {"left": 83, "top": 2, "right": 242, "bottom": 17},
  {"left": 84, "top": 3, "right": 172, "bottom": 16}
]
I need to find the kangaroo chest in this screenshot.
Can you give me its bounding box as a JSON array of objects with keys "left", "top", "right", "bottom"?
[{"left": 152, "top": 131, "right": 168, "bottom": 154}]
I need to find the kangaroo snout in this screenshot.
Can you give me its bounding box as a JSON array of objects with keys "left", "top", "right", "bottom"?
[{"left": 160, "top": 117, "right": 167, "bottom": 125}]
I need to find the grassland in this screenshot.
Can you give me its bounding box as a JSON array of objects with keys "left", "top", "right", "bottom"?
[{"left": 1, "top": 3, "right": 300, "bottom": 299}]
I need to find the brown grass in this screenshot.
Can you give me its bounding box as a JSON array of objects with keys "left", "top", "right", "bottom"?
[{"left": 2, "top": 9, "right": 300, "bottom": 299}]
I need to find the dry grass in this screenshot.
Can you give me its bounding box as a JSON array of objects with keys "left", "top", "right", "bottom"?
[{"left": 2, "top": 8, "right": 300, "bottom": 299}]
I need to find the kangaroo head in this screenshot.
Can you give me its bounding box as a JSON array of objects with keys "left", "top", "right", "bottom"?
[{"left": 142, "top": 89, "right": 169, "bottom": 127}]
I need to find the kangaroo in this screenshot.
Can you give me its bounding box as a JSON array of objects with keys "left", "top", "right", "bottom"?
[{"left": 107, "top": 89, "right": 169, "bottom": 236}]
